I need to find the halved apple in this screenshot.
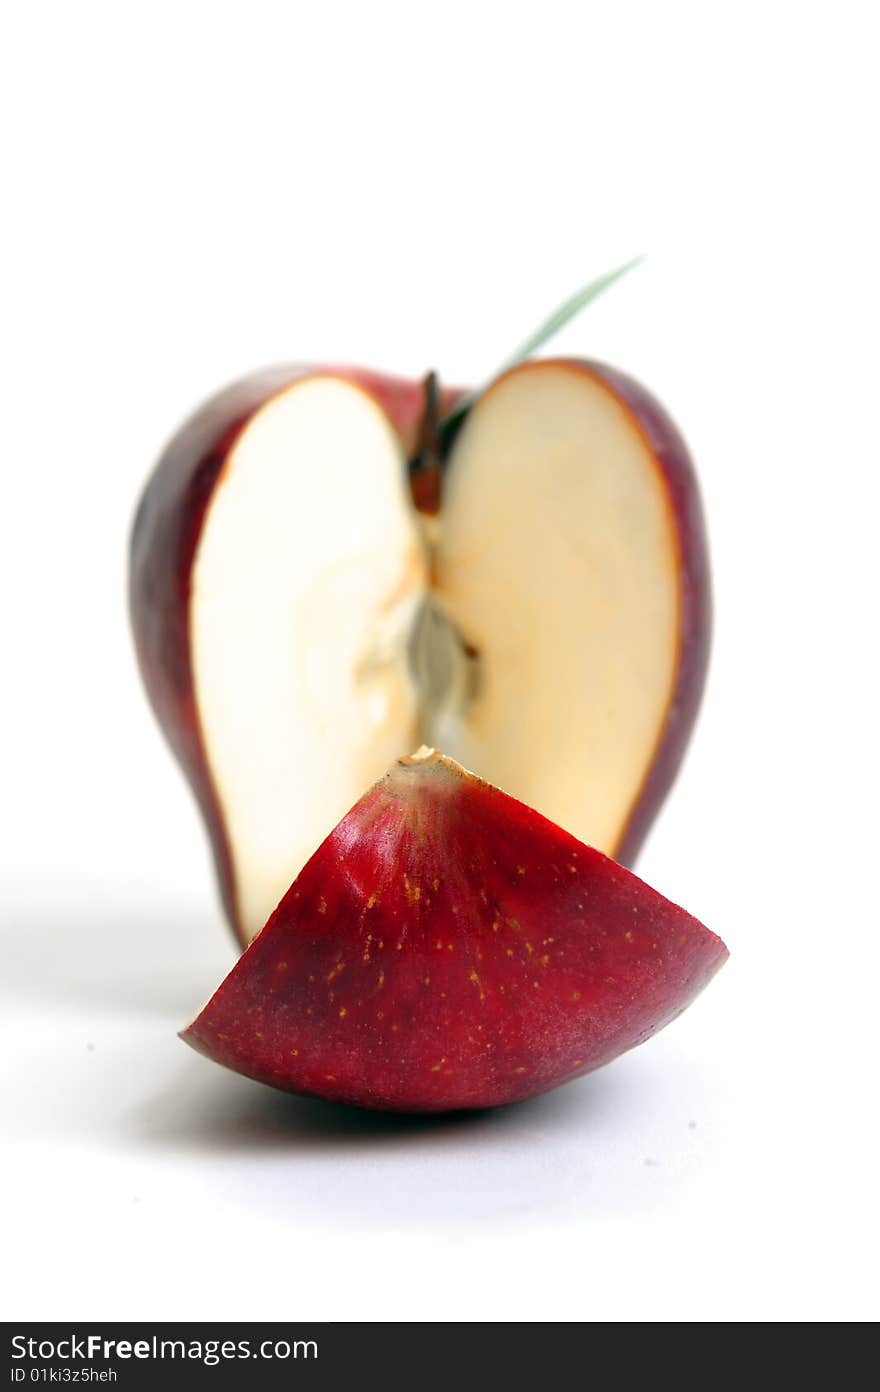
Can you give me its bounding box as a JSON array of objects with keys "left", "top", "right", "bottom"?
[
  {"left": 182, "top": 749, "right": 727, "bottom": 1112},
  {"left": 130, "top": 359, "right": 709, "bottom": 946}
]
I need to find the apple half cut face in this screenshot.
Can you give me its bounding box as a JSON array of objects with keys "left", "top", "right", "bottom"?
[
  {"left": 130, "top": 359, "right": 709, "bottom": 946},
  {"left": 182, "top": 749, "right": 727, "bottom": 1113}
]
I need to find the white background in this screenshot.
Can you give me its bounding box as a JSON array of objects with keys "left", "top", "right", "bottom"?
[{"left": 2, "top": 1, "right": 878, "bottom": 1323}]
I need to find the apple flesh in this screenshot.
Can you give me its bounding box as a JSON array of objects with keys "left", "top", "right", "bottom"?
[
  {"left": 131, "top": 360, "right": 709, "bottom": 946},
  {"left": 182, "top": 749, "right": 727, "bottom": 1113}
]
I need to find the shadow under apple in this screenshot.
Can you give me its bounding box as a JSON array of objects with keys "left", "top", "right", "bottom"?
[
  {"left": 130, "top": 1049, "right": 635, "bottom": 1156},
  {"left": 124, "top": 1052, "right": 680, "bottom": 1226}
]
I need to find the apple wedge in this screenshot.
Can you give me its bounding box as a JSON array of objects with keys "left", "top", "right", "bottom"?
[
  {"left": 131, "top": 359, "right": 709, "bottom": 945},
  {"left": 182, "top": 750, "right": 727, "bottom": 1113}
]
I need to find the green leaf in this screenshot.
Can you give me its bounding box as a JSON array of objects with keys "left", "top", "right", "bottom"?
[
  {"left": 495, "top": 255, "right": 644, "bottom": 372},
  {"left": 438, "top": 256, "right": 644, "bottom": 450}
]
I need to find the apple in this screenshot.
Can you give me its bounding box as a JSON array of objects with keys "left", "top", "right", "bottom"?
[
  {"left": 130, "top": 350, "right": 709, "bottom": 948},
  {"left": 182, "top": 749, "right": 727, "bottom": 1112}
]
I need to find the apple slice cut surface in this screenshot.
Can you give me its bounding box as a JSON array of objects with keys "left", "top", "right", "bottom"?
[
  {"left": 191, "top": 377, "right": 426, "bottom": 938},
  {"left": 187, "top": 361, "right": 705, "bottom": 943},
  {"left": 182, "top": 750, "right": 727, "bottom": 1113},
  {"left": 432, "top": 362, "right": 680, "bottom": 859}
]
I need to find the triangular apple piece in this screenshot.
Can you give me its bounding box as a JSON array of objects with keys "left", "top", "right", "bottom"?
[{"left": 182, "top": 749, "right": 727, "bottom": 1112}]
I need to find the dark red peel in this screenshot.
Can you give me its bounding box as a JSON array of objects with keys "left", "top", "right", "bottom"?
[{"left": 182, "top": 751, "right": 727, "bottom": 1113}]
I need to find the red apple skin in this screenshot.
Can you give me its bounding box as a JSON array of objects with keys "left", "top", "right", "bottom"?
[
  {"left": 129, "top": 361, "right": 709, "bottom": 944},
  {"left": 181, "top": 753, "right": 727, "bottom": 1113}
]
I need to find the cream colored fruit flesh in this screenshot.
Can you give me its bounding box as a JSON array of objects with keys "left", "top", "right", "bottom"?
[{"left": 191, "top": 363, "right": 679, "bottom": 942}]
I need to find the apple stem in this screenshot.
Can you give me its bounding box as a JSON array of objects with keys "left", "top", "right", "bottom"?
[
  {"left": 437, "top": 255, "right": 645, "bottom": 453},
  {"left": 409, "top": 370, "right": 443, "bottom": 515}
]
